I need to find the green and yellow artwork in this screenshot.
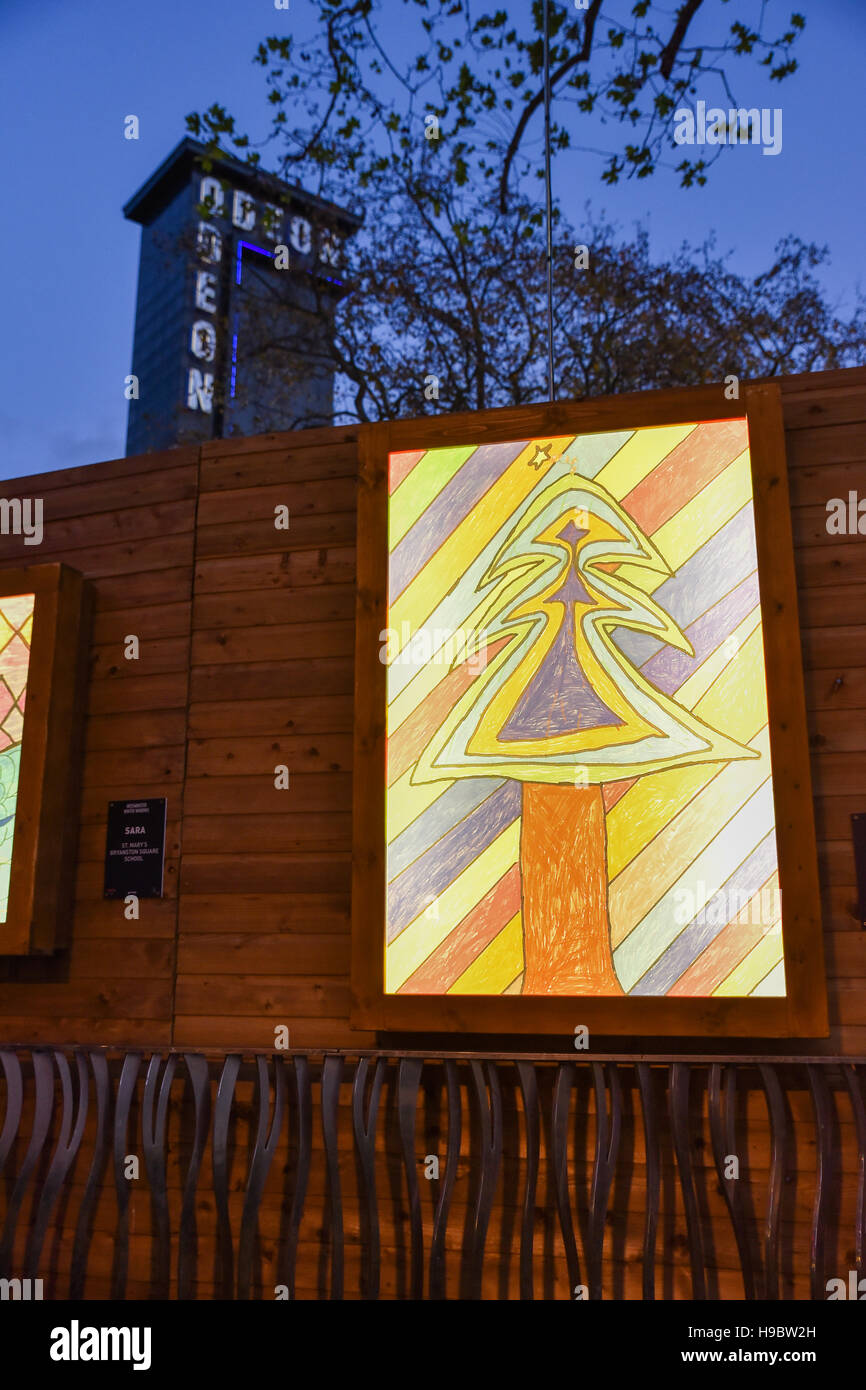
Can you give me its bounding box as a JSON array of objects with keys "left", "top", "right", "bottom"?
[
  {"left": 0, "top": 593, "right": 35, "bottom": 921},
  {"left": 383, "top": 421, "right": 784, "bottom": 998}
]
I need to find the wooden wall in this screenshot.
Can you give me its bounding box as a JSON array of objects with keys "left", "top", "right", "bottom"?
[{"left": 0, "top": 368, "right": 863, "bottom": 1054}]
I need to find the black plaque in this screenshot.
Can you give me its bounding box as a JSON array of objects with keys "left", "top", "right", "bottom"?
[{"left": 104, "top": 798, "right": 167, "bottom": 899}]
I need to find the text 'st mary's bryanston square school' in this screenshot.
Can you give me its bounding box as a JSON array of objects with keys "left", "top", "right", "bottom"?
[{"left": 123, "top": 138, "right": 360, "bottom": 454}]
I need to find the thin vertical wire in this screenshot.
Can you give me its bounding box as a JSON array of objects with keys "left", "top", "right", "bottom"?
[{"left": 543, "top": 0, "right": 555, "bottom": 401}]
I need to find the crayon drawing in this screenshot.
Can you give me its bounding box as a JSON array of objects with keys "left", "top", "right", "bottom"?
[{"left": 384, "top": 422, "right": 783, "bottom": 997}]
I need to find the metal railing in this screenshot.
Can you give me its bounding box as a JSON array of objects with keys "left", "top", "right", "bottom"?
[{"left": 0, "top": 1048, "right": 860, "bottom": 1300}]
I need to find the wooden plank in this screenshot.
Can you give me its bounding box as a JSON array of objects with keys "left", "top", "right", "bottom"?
[
  {"left": 183, "top": 771, "right": 350, "bottom": 815},
  {"left": 173, "top": 976, "right": 349, "bottom": 1016},
  {"left": 93, "top": 567, "right": 193, "bottom": 612},
  {"left": 0, "top": 444, "right": 199, "bottom": 495},
  {"left": 782, "top": 385, "right": 866, "bottom": 431},
  {"left": 188, "top": 695, "right": 352, "bottom": 738},
  {"left": 200, "top": 423, "right": 358, "bottom": 458},
  {"left": 0, "top": 499, "right": 195, "bottom": 560},
  {"left": 0, "top": 465, "right": 198, "bottom": 523},
  {"left": 188, "top": 658, "right": 353, "bottom": 701},
  {"left": 195, "top": 512, "right": 355, "bottom": 560},
  {"left": 194, "top": 547, "right": 355, "bottom": 594},
  {"left": 792, "top": 503, "right": 864, "bottom": 547},
  {"left": 0, "top": 1017, "right": 172, "bottom": 1044},
  {"left": 92, "top": 601, "right": 191, "bottom": 644},
  {"left": 178, "top": 894, "right": 350, "bottom": 933},
  {"left": 186, "top": 734, "right": 351, "bottom": 777},
  {"left": 813, "top": 794, "right": 866, "bottom": 840},
  {"left": 182, "top": 814, "right": 350, "bottom": 853},
  {"left": 84, "top": 710, "right": 188, "bottom": 751},
  {"left": 808, "top": 709, "right": 866, "bottom": 753},
  {"left": 89, "top": 636, "right": 191, "bottom": 679},
  {"left": 818, "top": 840, "right": 856, "bottom": 886},
  {"left": 72, "top": 897, "right": 179, "bottom": 939},
  {"left": 798, "top": 584, "right": 866, "bottom": 630},
  {"left": 0, "top": 533, "right": 195, "bottom": 579},
  {"left": 0, "top": 981, "right": 171, "bottom": 1017},
  {"left": 179, "top": 855, "right": 351, "bottom": 895},
  {"left": 795, "top": 540, "right": 866, "bottom": 588},
  {"left": 66, "top": 940, "right": 175, "bottom": 979},
  {"left": 199, "top": 442, "right": 359, "bottom": 491},
  {"left": 80, "top": 745, "right": 186, "bottom": 786},
  {"left": 191, "top": 620, "right": 353, "bottom": 665},
  {"left": 789, "top": 422, "right": 861, "bottom": 467},
  {"left": 804, "top": 666, "right": 866, "bottom": 710},
  {"left": 192, "top": 584, "right": 354, "bottom": 630},
  {"left": 86, "top": 671, "right": 189, "bottom": 714},
  {"left": 788, "top": 445, "right": 866, "bottom": 490},
  {"left": 817, "top": 886, "right": 863, "bottom": 932},
  {"left": 825, "top": 932, "right": 866, "bottom": 977},
  {"left": 176, "top": 933, "right": 350, "bottom": 975},
  {"left": 196, "top": 477, "right": 355, "bottom": 526},
  {"left": 802, "top": 625, "right": 866, "bottom": 669},
  {"left": 75, "top": 858, "right": 179, "bottom": 900},
  {"left": 172, "top": 1015, "right": 372, "bottom": 1048}
]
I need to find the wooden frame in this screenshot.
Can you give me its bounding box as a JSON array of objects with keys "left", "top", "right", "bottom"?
[
  {"left": 0, "top": 564, "right": 90, "bottom": 955},
  {"left": 350, "top": 384, "right": 828, "bottom": 1037}
]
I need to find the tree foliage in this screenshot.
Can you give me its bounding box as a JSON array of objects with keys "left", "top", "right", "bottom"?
[{"left": 185, "top": 1, "right": 864, "bottom": 427}]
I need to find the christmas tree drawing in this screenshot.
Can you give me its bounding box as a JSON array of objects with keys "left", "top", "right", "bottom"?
[{"left": 410, "top": 471, "right": 758, "bottom": 995}]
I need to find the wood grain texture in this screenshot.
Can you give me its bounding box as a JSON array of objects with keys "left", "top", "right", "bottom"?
[{"left": 0, "top": 365, "right": 861, "bottom": 1060}]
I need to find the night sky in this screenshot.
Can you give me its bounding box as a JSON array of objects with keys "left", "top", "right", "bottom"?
[{"left": 1, "top": 0, "right": 863, "bottom": 480}]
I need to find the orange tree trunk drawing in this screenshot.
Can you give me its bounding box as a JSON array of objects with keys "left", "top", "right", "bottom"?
[
  {"left": 411, "top": 473, "right": 757, "bottom": 996},
  {"left": 521, "top": 782, "right": 621, "bottom": 994}
]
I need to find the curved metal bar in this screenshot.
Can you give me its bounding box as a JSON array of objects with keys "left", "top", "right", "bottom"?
[
  {"left": 212, "top": 1053, "right": 242, "bottom": 1299},
  {"left": 25, "top": 1050, "right": 90, "bottom": 1281},
  {"left": 429, "top": 1058, "right": 461, "bottom": 1301},
  {"left": 468, "top": 1061, "right": 502, "bottom": 1300},
  {"left": 321, "top": 1054, "right": 344, "bottom": 1299},
  {"left": 279, "top": 1055, "right": 312, "bottom": 1299},
  {"left": 0, "top": 1049, "right": 24, "bottom": 1177},
  {"left": 238, "top": 1055, "right": 286, "bottom": 1299},
  {"left": 110, "top": 1051, "right": 143, "bottom": 1300},
  {"left": 552, "top": 1061, "right": 580, "bottom": 1296},
  {"left": 515, "top": 1060, "right": 540, "bottom": 1301},
  {"left": 758, "top": 1062, "right": 788, "bottom": 1300},
  {"left": 844, "top": 1064, "right": 866, "bottom": 1282},
  {"left": 807, "top": 1063, "right": 834, "bottom": 1302},
  {"left": 352, "top": 1055, "right": 386, "bottom": 1299},
  {"left": 0, "top": 1050, "right": 55, "bottom": 1277},
  {"left": 397, "top": 1056, "right": 425, "bottom": 1300},
  {"left": 71, "top": 1051, "right": 111, "bottom": 1299},
  {"left": 141, "top": 1052, "right": 178, "bottom": 1299},
  {"left": 178, "top": 1053, "right": 211, "bottom": 1300},
  {"left": 669, "top": 1062, "right": 706, "bottom": 1300},
  {"left": 708, "top": 1063, "right": 755, "bottom": 1299},
  {"left": 587, "top": 1061, "right": 621, "bottom": 1301},
  {"left": 636, "top": 1062, "right": 660, "bottom": 1301}
]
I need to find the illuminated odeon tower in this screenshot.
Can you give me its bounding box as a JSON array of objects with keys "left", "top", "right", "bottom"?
[{"left": 123, "top": 138, "right": 360, "bottom": 454}]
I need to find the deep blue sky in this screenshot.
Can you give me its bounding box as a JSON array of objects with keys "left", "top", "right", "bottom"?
[{"left": 1, "top": 0, "right": 863, "bottom": 480}]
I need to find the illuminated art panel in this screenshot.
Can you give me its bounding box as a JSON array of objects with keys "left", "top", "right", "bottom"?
[
  {"left": 383, "top": 421, "right": 783, "bottom": 998},
  {"left": 0, "top": 593, "right": 34, "bottom": 922}
]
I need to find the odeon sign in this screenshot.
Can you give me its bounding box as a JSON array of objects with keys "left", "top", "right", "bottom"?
[{"left": 186, "top": 174, "right": 342, "bottom": 417}]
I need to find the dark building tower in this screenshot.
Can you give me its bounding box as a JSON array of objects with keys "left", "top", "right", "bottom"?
[{"left": 123, "top": 138, "right": 360, "bottom": 455}]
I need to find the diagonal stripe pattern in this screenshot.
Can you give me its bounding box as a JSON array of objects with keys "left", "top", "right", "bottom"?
[{"left": 384, "top": 420, "right": 782, "bottom": 998}]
